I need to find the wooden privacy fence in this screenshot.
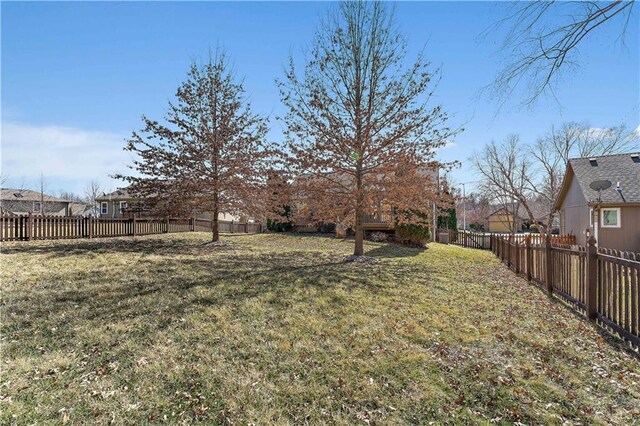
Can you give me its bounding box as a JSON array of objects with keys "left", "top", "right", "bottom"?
[
  {"left": 439, "top": 229, "right": 576, "bottom": 250},
  {"left": 490, "top": 234, "right": 639, "bottom": 348},
  {"left": 1, "top": 214, "right": 262, "bottom": 242}
]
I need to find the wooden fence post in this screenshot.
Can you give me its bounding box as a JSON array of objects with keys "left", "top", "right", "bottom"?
[
  {"left": 132, "top": 216, "right": 137, "bottom": 237},
  {"left": 191, "top": 217, "right": 195, "bottom": 232},
  {"left": 88, "top": 217, "right": 93, "bottom": 239},
  {"left": 507, "top": 235, "right": 512, "bottom": 267},
  {"left": 515, "top": 240, "right": 521, "bottom": 274},
  {"left": 525, "top": 235, "right": 532, "bottom": 282},
  {"left": 502, "top": 236, "right": 506, "bottom": 262},
  {"left": 27, "top": 212, "right": 33, "bottom": 241},
  {"left": 586, "top": 235, "right": 598, "bottom": 320},
  {"left": 545, "top": 234, "right": 554, "bottom": 294},
  {"left": 165, "top": 218, "right": 169, "bottom": 233}
]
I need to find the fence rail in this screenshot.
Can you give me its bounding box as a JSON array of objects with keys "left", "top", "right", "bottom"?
[
  {"left": 493, "top": 234, "right": 639, "bottom": 347},
  {"left": 440, "top": 229, "right": 639, "bottom": 348},
  {"left": 1, "top": 214, "right": 262, "bottom": 242}
]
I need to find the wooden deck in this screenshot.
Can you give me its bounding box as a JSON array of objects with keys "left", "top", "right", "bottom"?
[{"left": 362, "top": 214, "right": 394, "bottom": 231}]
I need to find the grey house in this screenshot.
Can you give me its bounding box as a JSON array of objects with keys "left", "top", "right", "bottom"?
[
  {"left": 0, "top": 188, "right": 71, "bottom": 216},
  {"left": 96, "top": 188, "right": 240, "bottom": 221},
  {"left": 554, "top": 153, "right": 640, "bottom": 253}
]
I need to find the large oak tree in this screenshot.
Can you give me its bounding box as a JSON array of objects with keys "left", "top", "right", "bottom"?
[
  {"left": 117, "top": 52, "right": 272, "bottom": 242},
  {"left": 279, "top": 1, "right": 456, "bottom": 256}
]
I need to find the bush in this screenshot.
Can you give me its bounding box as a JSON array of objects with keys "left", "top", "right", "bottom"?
[
  {"left": 368, "top": 231, "right": 388, "bottom": 242},
  {"left": 395, "top": 224, "right": 430, "bottom": 247},
  {"left": 317, "top": 222, "right": 336, "bottom": 234},
  {"left": 267, "top": 218, "right": 293, "bottom": 232},
  {"left": 267, "top": 205, "right": 293, "bottom": 232}
]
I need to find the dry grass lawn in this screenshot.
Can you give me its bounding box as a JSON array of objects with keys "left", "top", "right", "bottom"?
[{"left": 1, "top": 233, "right": 639, "bottom": 425}]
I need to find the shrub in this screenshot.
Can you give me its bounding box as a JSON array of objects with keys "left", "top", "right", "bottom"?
[
  {"left": 317, "top": 222, "right": 336, "bottom": 234},
  {"left": 395, "top": 224, "right": 430, "bottom": 247},
  {"left": 267, "top": 205, "right": 293, "bottom": 232},
  {"left": 267, "top": 218, "right": 293, "bottom": 232}
]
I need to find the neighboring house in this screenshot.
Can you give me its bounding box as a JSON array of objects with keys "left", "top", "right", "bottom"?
[
  {"left": 487, "top": 206, "right": 524, "bottom": 233},
  {"left": 554, "top": 152, "right": 640, "bottom": 252},
  {"left": 95, "top": 189, "right": 142, "bottom": 218},
  {"left": 484, "top": 200, "right": 559, "bottom": 234},
  {"left": 68, "top": 202, "right": 98, "bottom": 217},
  {"left": 96, "top": 188, "right": 240, "bottom": 221},
  {"left": 0, "top": 188, "right": 71, "bottom": 216}
]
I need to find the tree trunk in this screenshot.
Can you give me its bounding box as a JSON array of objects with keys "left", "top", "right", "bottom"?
[
  {"left": 354, "top": 211, "right": 364, "bottom": 256},
  {"left": 354, "top": 166, "right": 364, "bottom": 256},
  {"left": 211, "top": 204, "right": 220, "bottom": 242}
]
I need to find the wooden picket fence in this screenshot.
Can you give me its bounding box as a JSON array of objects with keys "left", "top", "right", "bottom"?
[
  {"left": 438, "top": 230, "right": 639, "bottom": 348},
  {"left": 491, "top": 234, "right": 639, "bottom": 348},
  {"left": 0, "top": 214, "right": 262, "bottom": 242},
  {"left": 440, "top": 229, "right": 576, "bottom": 249}
]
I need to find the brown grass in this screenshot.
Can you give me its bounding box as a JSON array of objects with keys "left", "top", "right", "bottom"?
[{"left": 1, "top": 233, "right": 639, "bottom": 425}]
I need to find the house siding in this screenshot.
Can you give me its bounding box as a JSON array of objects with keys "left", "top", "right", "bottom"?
[
  {"left": 597, "top": 206, "right": 640, "bottom": 253},
  {"left": 97, "top": 199, "right": 137, "bottom": 218},
  {"left": 96, "top": 198, "right": 241, "bottom": 222},
  {"left": 0, "top": 199, "right": 69, "bottom": 216},
  {"left": 559, "top": 176, "right": 590, "bottom": 245},
  {"left": 488, "top": 212, "right": 522, "bottom": 233}
]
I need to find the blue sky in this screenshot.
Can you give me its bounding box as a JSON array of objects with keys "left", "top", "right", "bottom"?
[{"left": 2, "top": 1, "right": 639, "bottom": 195}]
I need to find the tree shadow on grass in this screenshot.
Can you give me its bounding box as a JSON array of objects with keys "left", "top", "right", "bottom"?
[
  {"left": 364, "top": 243, "right": 425, "bottom": 258},
  {"left": 0, "top": 235, "right": 196, "bottom": 257},
  {"left": 4, "top": 244, "right": 415, "bottom": 349}
]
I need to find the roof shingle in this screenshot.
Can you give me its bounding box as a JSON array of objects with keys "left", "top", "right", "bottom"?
[{"left": 567, "top": 152, "right": 640, "bottom": 204}]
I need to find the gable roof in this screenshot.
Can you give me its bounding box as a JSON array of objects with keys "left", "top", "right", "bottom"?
[
  {"left": 487, "top": 201, "right": 553, "bottom": 222},
  {"left": 69, "top": 202, "right": 94, "bottom": 215},
  {"left": 96, "top": 188, "right": 138, "bottom": 201},
  {"left": 554, "top": 152, "right": 640, "bottom": 209},
  {"left": 0, "top": 188, "right": 71, "bottom": 203}
]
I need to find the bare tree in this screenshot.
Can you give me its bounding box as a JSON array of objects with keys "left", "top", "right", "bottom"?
[
  {"left": 465, "top": 192, "right": 493, "bottom": 231},
  {"left": 83, "top": 180, "right": 102, "bottom": 208},
  {"left": 116, "top": 51, "right": 272, "bottom": 242},
  {"left": 528, "top": 121, "right": 639, "bottom": 229},
  {"left": 38, "top": 173, "right": 48, "bottom": 215},
  {"left": 472, "top": 136, "right": 532, "bottom": 234},
  {"left": 486, "top": 1, "right": 636, "bottom": 108},
  {"left": 58, "top": 191, "right": 84, "bottom": 203},
  {"left": 279, "top": 1, "right": 456, "bottom": 256},
  {"left": 473, "top": 122, "right": 639, "bottom": 235}
]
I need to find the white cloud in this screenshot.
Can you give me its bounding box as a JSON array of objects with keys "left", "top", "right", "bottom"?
[
  {"left": 1, "top": 121, "right": 131, "bottom": 192},
  {"left": 584, "top": 127, "right": 614, "bottom": 138}
]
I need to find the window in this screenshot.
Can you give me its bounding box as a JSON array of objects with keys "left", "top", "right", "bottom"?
[
  {"left": 119, "top": 201, "right": 128, "bottom": 211},
  {"left": 589, "top": 208, "right": 593, "bottom": 227},
  {"left": 101, "top": 202, "right": 108, "bottom": 215},
  {"left": 32, "top": 201, "right": 41, "bottom": 213},
  {"left": 601, "top": 208, "right": 621, "bottom": 228}
]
